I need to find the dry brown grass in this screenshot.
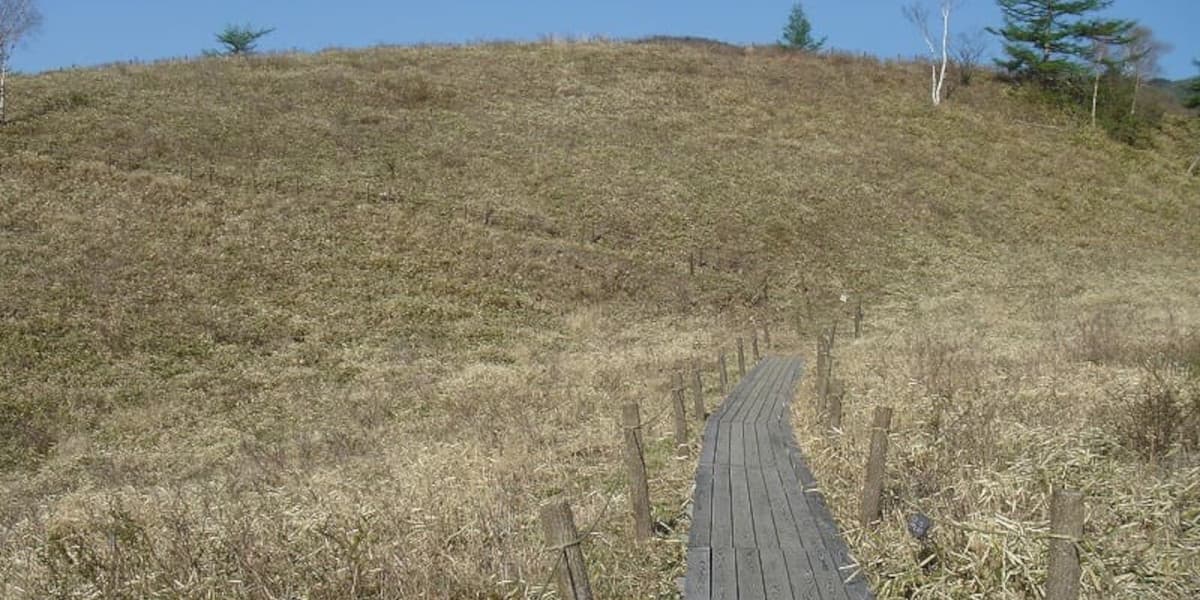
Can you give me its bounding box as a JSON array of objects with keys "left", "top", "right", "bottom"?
[
  {"left": 795, "top": 270, "right": 1200, "bottom": 599},
  {"left": 1, "top": 39, "right": 1198, "bottom": 597}
]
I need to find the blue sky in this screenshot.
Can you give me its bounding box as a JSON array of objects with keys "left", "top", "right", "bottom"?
[{"left": 11, "top": 1, "right": 1200, "bottom": 79}]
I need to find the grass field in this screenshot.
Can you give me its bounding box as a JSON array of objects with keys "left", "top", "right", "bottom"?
[{"left": 1, "top": 40, "right": 1198, "bottom": 598}]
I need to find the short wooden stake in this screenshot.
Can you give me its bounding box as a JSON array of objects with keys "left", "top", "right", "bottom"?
[
  {"left": 672, "top": 374, "right": 688, "bottom": 458},
  {"left": 815, "top": 341, "right": 828, "bottom": 412},
  {"left": 763, "top": 321, "right": 771, "bottom": 349},
  {"left": 815, "top": 333, "right": 832, "bottom": 411},
  {"left": 737, "top": 338, "right": 746, "bottom": 377},
  {"left": 827, "top": 379, "right": 844, "bottom": 432},
  {"left": 691, "top": 365, "right": 705, "bottom": 421},
  {"left": 819, "top": 326, "right": 834, "bottom": 405},
  {"left": 621, "top": 404, "right": 653, "bottom": 541},
  {"left": 860, "top": 405, "right": 893, "bottom": 527},
  {"left": 1046, "top": 489, "right": 1084, "bottom": 600},
  {"left": 853, "top": 300, "right": 864, "bottom": 339},
  {"left": 540, "top": 499, "right": 594, "bottom": 600},
  {"left": 822, "top": 352, "right": 833, "bottom": 406},
  {"left": 818, "top": 351, "right": 832, "bottom": 411},
  {"left": 751, "top": 330, "right": 760, "bottom": 362},
  {"left": 718, "top": 351, "right": 729, "bottom": 394}
]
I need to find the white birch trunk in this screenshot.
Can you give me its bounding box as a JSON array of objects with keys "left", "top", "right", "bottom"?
[
  {"left": 1091, "top": 70, "right": 1100, "bottom": 128},
  {"left": 935, "top": 4, "right": 950, "bottom": 106},
  {"left": 1130, "top": 72, "right": 1140, "bottom": 117},
  {"left": 0, "top": 56, "right": 7, "bottom": 125}
]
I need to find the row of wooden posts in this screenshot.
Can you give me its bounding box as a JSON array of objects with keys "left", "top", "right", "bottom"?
[
  {"left": 540, "top": 308, "right": 1087, "bottom": 600},
  {"left": 538, "top": 322, "right": 772, "bottom": 600},
  {"left": 815, "top": 322, "right": 1087, "bottom": 600}
]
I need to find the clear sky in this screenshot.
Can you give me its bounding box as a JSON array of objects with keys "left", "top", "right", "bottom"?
[{"left": 10, "top": 1, "right": 1200, "bottom": 80}]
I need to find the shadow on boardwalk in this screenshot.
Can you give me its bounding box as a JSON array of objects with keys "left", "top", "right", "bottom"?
[{"left": 685, "top": 356, "right": 873, "bottom": 600}]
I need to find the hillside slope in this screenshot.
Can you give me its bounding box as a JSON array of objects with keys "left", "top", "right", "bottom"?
[{"left": 1, "top": 42, "right": 1197, "bottom": 598}]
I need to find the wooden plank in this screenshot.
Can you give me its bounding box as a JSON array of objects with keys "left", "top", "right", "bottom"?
[
  {"left": 721, "top": 360, "right": 766, "bottom": 427},
  {"left": 685, "top": 548, "right": 712, "bottom": 600},
  {"left": 729, "top": 421, "right": 746, "bottom": 467},
  {"left": 730, "top": 465, "right": 756, "bottom": 548},
  {"left": 763, "top": 467, "right": 803, "bottom": 549},
  {"left": 776, "top": 423, "right": 866, "bottom": 598},
  {"left": 687, "top": 355, "right": 872, "bottom": 600},
  {"left": 698, "top": 415, "right": 721, "bottom": 467},
  {"left": 710, "top": 463, "right": 733, "bottom": 549},
  {"left": 716, "top": 413, "right": 734, "bottom": 464},
  {"left": 745, "top": 358, "right": 784, "bottom": 426},
  {"left": 770, "top": 427, "right": 850, "bottom": 600},
  {"left": 760, "top": 548, "right": 794, "bottom": 600},
  {"left": 746, "top": 460, "right": 777, "bottom": 550},
  {"left": 756, "top": 421, "right": 777, "bottom": 469},
  {"left": 807, "top": 545, "right": 849, "bottom": 600},
  {"left": 782, "top": 544, "right": 821, "bottom": 600},
  {"left": 737, "top": 358, "right": 781, "bottom": 419},
  {"left": 735, "top": 548, "right": 766, "bottom": 600},
  {"left": 690, "top": 465, "right": 714, "bottom": 548},
  {"left": 713, "top": 547, "right": 737, "bottom": 600},
  {"left": 743, "top": 422, "right": 762, "bottom": 467}
]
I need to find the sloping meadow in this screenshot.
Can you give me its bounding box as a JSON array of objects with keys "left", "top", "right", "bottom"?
[{"left": 1, "top": 41, "right": 1197, "bottom": 597}]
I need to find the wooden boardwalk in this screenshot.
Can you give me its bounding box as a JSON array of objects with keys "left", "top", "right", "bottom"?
[{"left": 685, "top": 356, "right": 873, "bottom": 600}]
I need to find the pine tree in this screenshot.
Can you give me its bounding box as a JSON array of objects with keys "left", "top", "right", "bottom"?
[
  {"left": 780, "top": 2, "right": 826, "bottom": 51},
  {"left": 1187, "top": 60, "right": 1200, "bottom": 110},
  {"left": 988, "top": 0, "right": 1134, "bottom": 84},
  {"left": 214, "top": 24, "right": 275, "bottom": 56}
]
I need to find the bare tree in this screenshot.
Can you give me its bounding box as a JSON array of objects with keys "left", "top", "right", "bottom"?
[
  {"left": 1122, "top": 26, "right": 1169, "bottom": 117},
  {"left": 903, "top": 1, "right": 956, "bottom": 107},
  {"left": 0, "top": 0, "right": 41, "bottom": 124},
  {"left": 954, "top": 30, "right": 988, "bottom": 86}
]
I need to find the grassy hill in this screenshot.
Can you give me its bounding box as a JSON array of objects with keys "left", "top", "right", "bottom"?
[{"left": 1, "top": 41, "right": 1198, "bottom": 598}]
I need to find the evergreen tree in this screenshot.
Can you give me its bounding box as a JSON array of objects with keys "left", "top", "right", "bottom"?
[
  {"left": 988, "top": 0, "right": 1134, "bottom": 84},
  {"left": 780, "top": 2, "right": 826, "bottom": 51},
  {"left": 1187, "top": 60, "right": 1200, "bottom": 110},
  {"left": 214, "top": 24, "right": 275, "bottom": 56}
]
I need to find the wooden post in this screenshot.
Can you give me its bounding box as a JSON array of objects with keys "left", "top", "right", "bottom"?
[
  {"left": 540, "top": 499, "right": 594, "bottom": 600},
  {"left": 718, "top": 351, "right": 729, "bottom": 395},
  {"left": 1046, "top": 489, "right": 1084, "bottom": 600},
  {"left": 751, "top": 330, "right": 760, "bottom": 362},
  {"left": 691, "top": 365, "right": 705, "bottom": 422},
  {"left": 621, "top": 403, "right": 653, "bottom": 541},
  {"left": 854, "top": 300, "right": 864, "bottom": 339},
  {"left": 819, "top": 326, "right": 834, "bottom": 407},
  {"left": 672, "top": 374, "right": 688, "bottom": 458},
  {"left": 860, "top": 406, "right": 893, "bottom": 527},
  {"left": 822, "top": 352, "right": 833, "bottom": 407},
  {"left": 763, "top": 321, "right": 771, "bottom": 350},
  {"left": 818, "top": 350, "right": 832, "bottom": 412},
  {"left": 815, "top": 338, "right": 828, "bottom": 413},
  {"left": 827, "top": 379, "right": 844, "bottom": 432},
  {"left": 737, "top": 338, "right": 746, "bottom": 377}
]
